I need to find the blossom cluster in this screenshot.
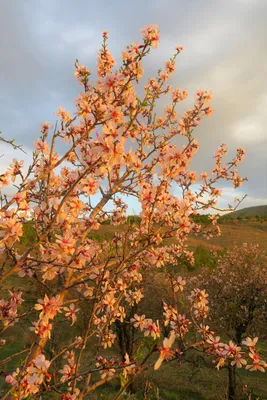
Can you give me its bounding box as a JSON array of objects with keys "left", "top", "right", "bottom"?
[
  {"left": 0, "top": 291, "right": 23, "bottom": 327},
  {"left": 5, "top": 354, "right": 51, "bottom": 399}
]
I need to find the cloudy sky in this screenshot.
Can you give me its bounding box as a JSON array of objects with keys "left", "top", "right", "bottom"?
[{"left": 0, "top": 0, "right": 266, "bottom": 213}]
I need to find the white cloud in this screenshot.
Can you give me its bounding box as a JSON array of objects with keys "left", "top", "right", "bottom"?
[
  {"left": 231, "top": 94, "right": 267, "bottom": 143},
  {"left": 61, "top": 27, "right": 96, "bottom": 45},
  {"left": 0, "top": 0, "right": 266, "bottom": 203},
  {"left": 232, "top": 117, "right": 264, "bottom": 142},
  {"left": 216, "top": 187, "right": 267, "bottom": 213}
]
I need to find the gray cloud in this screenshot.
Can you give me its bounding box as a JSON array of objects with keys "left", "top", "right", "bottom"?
[{"left": 0, "top": 0, "right": 266, "bottom": 207}]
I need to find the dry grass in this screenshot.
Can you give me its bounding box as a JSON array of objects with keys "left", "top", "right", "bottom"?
[
  {"left": 88, "top": 221, "right": 267, "bottom": 251},
  {"left": 188, "top": 222, "right": 267, "bottom": 251}
]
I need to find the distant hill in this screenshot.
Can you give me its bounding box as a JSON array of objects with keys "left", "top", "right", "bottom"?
[{"left": 226, "top": 205, "right": 267, "bottom": 218}]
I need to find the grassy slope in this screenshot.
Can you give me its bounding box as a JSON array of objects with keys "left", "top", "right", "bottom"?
[
  {"left": 226, "top": 205, "right": 267, "bottom": 218},
  {"left": 88, "top": 221, "right": 267, "bottom": 251}
]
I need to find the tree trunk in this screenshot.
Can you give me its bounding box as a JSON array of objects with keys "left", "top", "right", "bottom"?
[
  {"left": 228, "top": 364, "right": 237, "bottom": 400},
  {"left": 115, "top": 307, "right": 137, "bottom": 394}
]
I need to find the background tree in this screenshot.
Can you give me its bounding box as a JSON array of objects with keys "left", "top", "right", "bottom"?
[{"left": 189, "top": 243, "right": 267, "bottom": 399}]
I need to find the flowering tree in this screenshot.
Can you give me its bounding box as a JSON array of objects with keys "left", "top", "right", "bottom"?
[
  {"left": 0, "top": 25, "right": 265, "bottom": 400},
  {"left": 189, "top": 244, "right": 267, "bottom": 399}
]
